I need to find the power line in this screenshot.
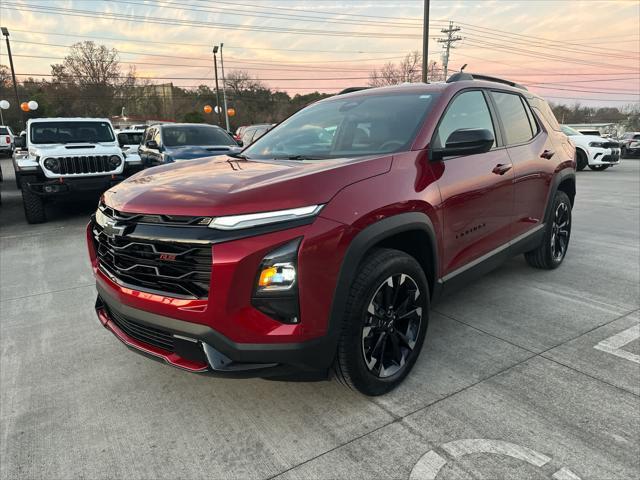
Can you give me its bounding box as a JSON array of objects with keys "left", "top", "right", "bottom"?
[{"left": 437, "top": 21, "right": 462, "bottom": 79}]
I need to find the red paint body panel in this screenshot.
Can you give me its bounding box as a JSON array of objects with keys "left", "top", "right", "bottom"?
[{"left": 88, "top": 80, "right": 576, "bottom": 371}]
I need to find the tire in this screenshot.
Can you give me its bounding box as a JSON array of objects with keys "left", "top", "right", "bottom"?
[
  {"left": 333, "top": 248, "right": 429, "bottom": 396},
  {"left": 525, "top": 190, "right": 571, "bottom": 270},
  {"left": 576, "top": 149, "right": 588, "bottom": 171},
  {"left": 621, "top": 147, "right": 627, "bottom": 158},
  {"left": 589, "top": 164, "right": 609, "bottom": 171},
  {"left": 21, "top": 186, "right": 46, "bottom": 223}
]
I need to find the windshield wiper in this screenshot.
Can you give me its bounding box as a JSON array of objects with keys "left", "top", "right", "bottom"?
[
  {"left": 273, "top": 154, "right": 329, "bottom": 160},
  {"left": 228, "top": 152, "right": 250, "bottom": 159}
]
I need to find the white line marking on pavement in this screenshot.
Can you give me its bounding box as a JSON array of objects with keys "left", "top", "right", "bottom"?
[
  {"left": 410, "top": 439, "right": 582, "bottom": 480},
  {"left": 594, "top": 324, "right": 640, "bottom": 364},
  {"left": 552, "top": 467, "right": 582, "bottom": 480}
]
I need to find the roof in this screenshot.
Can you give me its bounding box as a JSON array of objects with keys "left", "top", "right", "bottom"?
[{"left": 28, "top": 117, "right": 112, "bottom": 123}]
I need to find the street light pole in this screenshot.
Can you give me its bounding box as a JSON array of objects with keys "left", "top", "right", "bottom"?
[
  {"left": 421, "top": 0, "right": 430, "bottom": 83},
  {"left": 219, "top": 43, "right": 230, "bottom": 132},
  {"left": 1, "top": 27, "right": 23, "bottom": 126},
  {"left": 212, "top": 46, "right": 222, "bottom": 126}
]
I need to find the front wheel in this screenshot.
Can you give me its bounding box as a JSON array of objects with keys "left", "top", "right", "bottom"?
[
  {"left": 21, "top": 186, "right": 47, "bottom": 224},
  {"left": 576, "top": 150, "right": 588, "bottom": 171},
  {"left": 589, "top": 164, "right": 609, "bottom": 171},
  {"left": 525, "top": 190, "right": 571, "bottom": 270},
  {"left": 333, "top": 249, "right": 429, "bottom": 396}
]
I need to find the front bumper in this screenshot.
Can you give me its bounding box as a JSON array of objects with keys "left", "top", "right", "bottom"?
[
  {"left": 25, "top": 175, "right": 126, "bottom": 196},
  {"left": 95, "top": 285, "right": 335, "bottom": 377},
  {"left": 587, "top": 147, "right": 621, "bottom": 166}
]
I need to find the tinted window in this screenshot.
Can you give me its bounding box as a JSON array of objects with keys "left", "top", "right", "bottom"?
[
  {"left": 492, "top": 92, "right": 534, "bottom": 145},
  {"left": 244, "top": 92, "right": 438, "bottom": 160},
  {"left": 117, "top": 132, "right": 144, "bottom": 145},
  {"left": 162, "top": 125, "right": 234, "bottom": 147},
  {"left": 434, "top": 90, "right": 495, "bottom": 149},
  {"left": 0, "top": 127, "right": 8, "bottom": 135},
  {"left": 30, "top": 122, "right": 114, "bottom": 144},
  {"left": 523, "top": 99, "right": 539, "bottom": 136}
]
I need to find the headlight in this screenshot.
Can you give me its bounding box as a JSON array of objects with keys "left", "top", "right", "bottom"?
[
  {"left": 95, "top": 206, "right": 109, "bottom": 227},
  {"left": 589, "top": 142, "right": 605, "bottom": 148},
  {"left": 108, "top": 155, "right": 122, "bottom": 168},
  {"left": 208, "top": 205, "right": 323, "bottom": 230},
  {"left": 43, "top": 157, "right": 60, "bottom": 173},
  {"left": 252, "top": 238, "right": 301, "bottom": 324}
]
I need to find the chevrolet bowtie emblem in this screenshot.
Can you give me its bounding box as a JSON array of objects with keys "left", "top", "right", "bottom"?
[{"left": 103, "top": 219, "right": 125, "bottom": 237}]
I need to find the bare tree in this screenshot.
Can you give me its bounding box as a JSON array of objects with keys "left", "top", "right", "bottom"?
[
  {"left": 225, "top": 70, "right": 265, "bottom": 95},
  {"left": 50, "top": 41, "right": 136, "bottom": 116},
  {"left": 369, "top": 51, "right": 422, "bottom": 87}
]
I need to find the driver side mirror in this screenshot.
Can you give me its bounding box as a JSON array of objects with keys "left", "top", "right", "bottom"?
[
  {"left": 14, "top": 136, "right": 26, "bottom": 149},
  {"left": 145, "top": 140, "right": 159, "bottom": 150},
  {"left": 431, "top": 128, "right": 494, "bottom": 160}
]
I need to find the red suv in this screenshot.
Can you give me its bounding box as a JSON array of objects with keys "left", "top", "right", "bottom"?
[{"left": 87, "top": 73, "right": 576, "bottom": 395}]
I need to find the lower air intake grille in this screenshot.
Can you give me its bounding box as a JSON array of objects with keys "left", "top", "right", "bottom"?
[{"left": 109, "top": 309, "right": 175, "bottom": 352}]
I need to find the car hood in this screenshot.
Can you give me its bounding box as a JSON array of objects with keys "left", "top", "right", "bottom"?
[
  {"left": 29, "top": 142, "right": 121, "bottom": 156},
  {"left": 103, "top": 154, "right": 392, "bottom": 217},
  {"left": 165, "top": 144, "right": 241, "bottom": 160},
  {"left": 568, "top": 135, "right": 616, "bottom": 147}
]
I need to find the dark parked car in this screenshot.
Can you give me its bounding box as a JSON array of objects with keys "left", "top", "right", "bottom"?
[
  {"left": 88, "top": 73, "right": 576, "bottom": 395},
  {"left": 138, "top": 123, "right": 241, "bottom": 166},
  {"left": 620, "top": 132, "right": 640, "bottom": 157}
]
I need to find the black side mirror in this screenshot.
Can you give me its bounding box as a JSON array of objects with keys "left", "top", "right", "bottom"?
[
  {"left": 14, "top": 136, "right": 26, "bottom": 149},
  {"left": 146, "top": 140, "right": 159, "bottom": 149},
  {"left": 236, "top": 140, "right": 243, "bottom": 147},
  {"left": 431, "top": 128, "right": 494, "bottom": 160}
]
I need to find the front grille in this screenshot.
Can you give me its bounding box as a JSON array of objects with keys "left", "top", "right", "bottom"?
[
  {"left": 93, "top": 223, "right": 212, "bottom": 298},
  {"left": 100, "top": 203, "right": 211, "bottom": 226},
  {"left": 603, "top": 141, "right": 620, "bottom": 149},
  {"left": 109, "top": 308, "right": 175, "bottom": 352},
  {"left": 48, "top": 156, "right": 115, "bottom": 175}
]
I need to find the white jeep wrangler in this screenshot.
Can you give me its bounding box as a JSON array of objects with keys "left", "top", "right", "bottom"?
[{"left": 13, "top": 118, "right": 140, "bottom": 223}]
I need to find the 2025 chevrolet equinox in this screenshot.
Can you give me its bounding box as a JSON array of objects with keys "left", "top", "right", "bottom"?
[{"left": 88, "top": 73, "right": 576, "bottom": 395}]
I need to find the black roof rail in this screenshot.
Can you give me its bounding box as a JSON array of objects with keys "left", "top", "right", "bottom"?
[
  {"left": 446, "top": 72, "right": 527, "bottom": 91},
  {"left": 337, "top": 87, "right": 371, "bottom": 95}
]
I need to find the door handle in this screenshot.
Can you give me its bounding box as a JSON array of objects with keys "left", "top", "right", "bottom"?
[
  {"left": 540, "top": 150, "right": 555, "bottom": 159},
  {"left": 492, "top": 163, "right": 512, "bottom": 175}
]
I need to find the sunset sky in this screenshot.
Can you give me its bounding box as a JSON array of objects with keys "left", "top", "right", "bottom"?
[{"left": 0, "top": 0, "right": 638, "bottom": 107}]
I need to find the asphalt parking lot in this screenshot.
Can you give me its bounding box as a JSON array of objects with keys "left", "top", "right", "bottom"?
[{"left": 1, "top": 157, "right": 638, "bottom": 480}]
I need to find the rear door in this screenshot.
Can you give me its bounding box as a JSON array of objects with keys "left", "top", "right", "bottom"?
[
  {"left": 433, "top": 89, "right": 515, "bottom": 276},
  {"left": 489, "top": 91, "right": 554, "bottom": 238}
]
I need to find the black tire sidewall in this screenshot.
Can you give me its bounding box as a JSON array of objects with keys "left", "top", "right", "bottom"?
[{"left": 339, "top": 250, "right": 429, "bottom": 395}]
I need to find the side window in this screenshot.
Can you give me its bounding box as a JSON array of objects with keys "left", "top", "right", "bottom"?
[
  {"left": 522, "top": 99, "right": 539, "bottom": 136},
  {"left": 435, "top": 90, "right": 496, "bottom": 149},
  {"left": 492, "top": 91, "right": 535, "bottom": 145}
]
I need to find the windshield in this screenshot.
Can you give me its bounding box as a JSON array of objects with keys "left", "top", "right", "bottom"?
[
  {"left": 30, "top": 121, "right": 115, "bottom": 144},
  {"left": 243, "top": 92, "right": 439, "bottom": 160},
  {"left": 561, "top": 125, "right": 582, "bottom": 136},
  {"left": 162, "top": 125, "right": 235, "bottom": 147},
  {"left": 118, "top": 132, "right": 144, "bottom": 146}
]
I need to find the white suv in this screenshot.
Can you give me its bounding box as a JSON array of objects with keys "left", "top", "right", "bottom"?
[
  {"left": 0, "top": 125, "right": 14, "bottom": 156},
  {"left": 561, "top": 125, "right": 621, "bottom": 171},
  {"left": 12, "top": 118, "right": 139, "bottom": 223}
]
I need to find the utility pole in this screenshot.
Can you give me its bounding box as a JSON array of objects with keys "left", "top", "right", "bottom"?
[
  {"left": 421, "top": 0, "right": 430, "bottom": 83},
  {"left": 437, "top": 21, "right": 462, "bottom": 80},
  {"left": 212, "top": 46, "right": 222, "bottom": 126},
  {"left": 1, "top": 27, "right": 23, "bottom": 126},
  {"left": 219, "top": 43, "right": 230, "bottom": 132}
]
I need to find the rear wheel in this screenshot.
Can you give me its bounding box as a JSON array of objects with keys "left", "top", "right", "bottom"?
[
  {"left": 589, "top": 164, "right": 609, "bottom": 171},
  {"left": 525, "top": 190, "right": 571, "bottom": 270},
  {"left": 21, "top": 186, "right": 46, "bottom": 223},
  {"left": 575, "top": 149, "right": 588, "bottom": 171},
  {"left": 333, "top": 249, "right": 429, "bottom": 396}
]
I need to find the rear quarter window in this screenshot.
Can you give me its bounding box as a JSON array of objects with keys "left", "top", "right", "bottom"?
[
  {"left": 491, "top": 91, "right": 536, "bottom": 145},
  {"left": 0, "top": 127, "right": 7, "bottom": 135}
]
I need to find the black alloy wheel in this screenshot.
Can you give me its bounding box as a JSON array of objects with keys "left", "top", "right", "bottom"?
[
  {"left": 362, "top": 274, "right": 422, "bottom": 378},
  {"left": 550, "top": 202, "right": 570, "bottom": 263}
]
